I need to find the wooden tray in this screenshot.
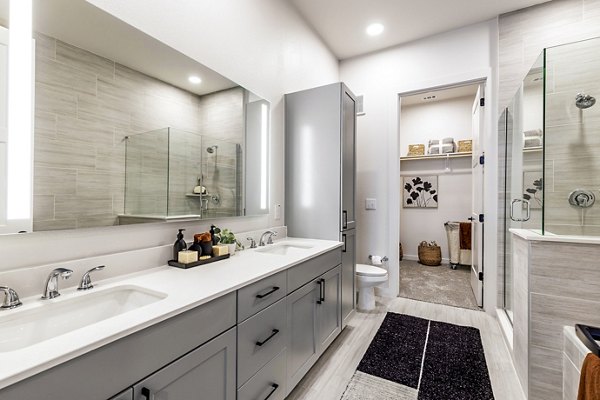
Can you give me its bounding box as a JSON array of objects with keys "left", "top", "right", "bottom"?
[{"left": 168, "top": 253, "right": 230, "bottom": 269}]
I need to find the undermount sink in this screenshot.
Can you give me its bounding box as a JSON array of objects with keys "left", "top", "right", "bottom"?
[
  {"left": 0, "top": 285, "right": 167, "bottom": 352},
  {"left": 255, "top": 241, "right": 314, "bottom": 256}
]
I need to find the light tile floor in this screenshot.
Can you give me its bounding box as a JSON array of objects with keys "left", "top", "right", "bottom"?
[{"left": 287, "top": 297, "right": 526, "bottom": 400}]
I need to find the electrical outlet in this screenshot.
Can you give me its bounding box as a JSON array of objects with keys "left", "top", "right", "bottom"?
[
  {"left": 366, "top": 198, "right": 377, "bottom": 210},
  {"left": 274, "top": 204, "right": 281, "bottom": 220}
]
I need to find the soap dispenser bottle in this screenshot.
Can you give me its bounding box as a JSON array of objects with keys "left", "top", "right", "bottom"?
[{"left": 173, "top": 229, "right": 187, "bottom": 260}]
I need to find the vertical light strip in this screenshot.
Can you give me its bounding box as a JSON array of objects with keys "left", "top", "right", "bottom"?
[
  {"left": 260, "top": 103, "right": 268, "bottom": 210},
  {"left": 6, "top": 0, "right": 33, "bottom": 220}
]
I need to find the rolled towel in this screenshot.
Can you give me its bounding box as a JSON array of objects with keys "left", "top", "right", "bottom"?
[
  {"left": 442, "top": 137, "right": 455, "bottom": 144},
  {"left": 428, "top": 145, "right": 440, "bottom": 155},
  {"left": 524, "top": 137, "right": 542, "bottom": 148},
  {"left": 524, "top": 129, "right": 543, "bottom": 138}
]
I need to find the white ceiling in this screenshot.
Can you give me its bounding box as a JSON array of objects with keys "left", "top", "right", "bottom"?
[{"left": 289, "top": 0, "right": 553, "bottom": 59}]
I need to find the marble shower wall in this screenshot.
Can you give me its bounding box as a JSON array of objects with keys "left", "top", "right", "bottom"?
[{"left": 33, "top": 32, "right": 243, "bottom": 230}]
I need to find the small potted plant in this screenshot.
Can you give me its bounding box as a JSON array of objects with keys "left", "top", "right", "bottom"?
[{"left": 218, "top": 228, "right": 242, "bottom": 255}]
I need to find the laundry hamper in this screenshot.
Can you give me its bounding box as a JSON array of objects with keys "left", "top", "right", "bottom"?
[{"left": 444, "top": 222, "right": 460, "bottom": 269}]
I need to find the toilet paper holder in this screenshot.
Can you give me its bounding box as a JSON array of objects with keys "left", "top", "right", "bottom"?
[{"left": 368, "top": 255, "right": 388, "bottom": 262}]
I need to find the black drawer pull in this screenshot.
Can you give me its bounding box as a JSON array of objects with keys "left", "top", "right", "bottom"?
[
  {"left": 263, "top": 383, "right": 279, "bottom": 400},
  {"left": 342, "top": 234, "right": 347, "bottom": 253},
  {"left": 256, "top": 329, "right": 280, "bottom": 346},
  {"left": 141, "top": 387, "right": 154, "bottom": 400},
  {"left": 317, "top": 278, "right": 325, "bottom": 304},
  {"left": 342, "top": 210, "right": 348, "bottom": 229},
  {"left": 256, "top": 286, "right": 280, "bottom": 299}
]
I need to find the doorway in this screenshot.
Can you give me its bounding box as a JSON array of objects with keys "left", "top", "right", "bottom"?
[{"left": 398, "top": 81, "right": 485, "bottom": 310}]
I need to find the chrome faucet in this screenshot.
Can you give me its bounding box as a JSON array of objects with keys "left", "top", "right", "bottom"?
[
  {"left": 78, "top": 265, "right": 105, "bottom": 291},
  {"left": 0, "top": 286, "right": 22, "bottom": 309},
  {"left": 259, "top": 230, "right": 277, "bottom": 246},
  {"left": 42, "top": 268, "right": 73, "bottom": 299},
  {"left": 247, "top": 237, "right": 257, "bottom": 249}
]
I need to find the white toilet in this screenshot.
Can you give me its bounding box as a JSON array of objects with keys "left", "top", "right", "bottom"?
[{"left": 356, "top": 263, "right": 388, "bottom": 311}]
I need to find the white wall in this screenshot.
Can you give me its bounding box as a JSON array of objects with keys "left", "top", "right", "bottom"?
[
  {"left": 0, "top": 0, "right": 339, "bottom": 271},
  {"left": 400, "top": 95, "right": 475, "bottom": 156},
  {"left": 400, "top": 160, "right": 472, "bottom": 261},
  {"left": 340, "top": 19, "right": 499, "bottom": 312}
]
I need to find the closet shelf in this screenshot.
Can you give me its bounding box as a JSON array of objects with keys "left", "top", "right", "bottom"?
[{"left": 400, "top": 152, "right": 472, "bottom": 161}]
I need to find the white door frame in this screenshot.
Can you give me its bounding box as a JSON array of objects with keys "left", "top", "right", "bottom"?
[{"left": 390, "top": 68, "right": 498, "bottom": 313}]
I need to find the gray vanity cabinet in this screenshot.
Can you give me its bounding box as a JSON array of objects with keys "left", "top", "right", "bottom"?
[
  {"left": 286, "top": 278, "right": 320, "bottom": 392},
  {"left": 133, "top": 327, "right": 236, "bottom": 400},
  {"left": 286, "top": 264, "right": 342, "bottom": 394},
  {"left": 317, "top": 265, "right": 342, "bottom": 351},
  {"left": 341, "top": 229, "right": 356, "bottom": 328}
]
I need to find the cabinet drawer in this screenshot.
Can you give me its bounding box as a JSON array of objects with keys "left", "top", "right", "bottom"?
[
  {"left": 287, "top": 249, "right": 341, "bottom": 293},
  {"left": 238, "top": 297, "right": 287, "bottom": 387},
  {"left": 238, "top": 270, "right": 287, "bottom": 322},
  {"left": 109, "top": 388, "right": 132, "bottom": 400},
  {"left": 238, "top": 349, "right": 286, "bottom": 400}
]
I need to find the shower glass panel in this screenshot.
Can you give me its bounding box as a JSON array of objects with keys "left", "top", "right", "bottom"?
[
  {"left": 123, "top": 128, "right": 242, "bottom": 221},
  {"left": 544, "top": 37, "right": 600, "bottom": 235},
  {"left": 500, "top": 53, "right": 544, "bottom": 322},
  {"left": 201, "top": 136, "right": 242, "bottom": 219},
  {"left": 124, "top": 128, "right": 169, "bottom": 217}
]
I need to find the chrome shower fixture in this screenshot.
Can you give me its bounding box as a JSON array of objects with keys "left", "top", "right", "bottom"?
[
  {"left": 575, "top": 93, "right": 596, "bottom": 109},
  {"left": 206, "top": 145, "right": 218, "bottom": 153}
]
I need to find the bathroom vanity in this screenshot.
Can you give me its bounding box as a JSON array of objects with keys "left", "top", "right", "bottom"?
[{"left": 0, "top": 238, "right": 344, "bottom": 400}]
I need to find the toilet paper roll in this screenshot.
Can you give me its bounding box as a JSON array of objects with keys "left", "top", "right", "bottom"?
[{"left": 371, "top": 256, "right": 383, "bottom": 266}]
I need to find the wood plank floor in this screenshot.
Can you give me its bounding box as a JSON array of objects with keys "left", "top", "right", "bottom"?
[{"left": 286, "top": 297, "right": 526, "bottom": 400}]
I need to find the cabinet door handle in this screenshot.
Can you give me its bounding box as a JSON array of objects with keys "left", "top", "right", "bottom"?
[
  {"left": 321, "top": 278, "right": 326, "bottom": 303},
  {"left": 256, "top": 286, "right": 280, "bottom": 299},
  {"left": 342, "top": 234, "right": 347, "bottom": 253},
  {"left": 263, "top": 383, "right": 279, "bottom": 400},
  {"left": 256, "top": 329, "right": 280, "bottom": 346},
  {"left": 317, "top": 280, "right": 323, "bottom": 304},
  {"left": 342, "top": 210, "right": 348, "bottom": 229},
  {"left": 141, "top": 387, "right": 154, "bottom": 400}
]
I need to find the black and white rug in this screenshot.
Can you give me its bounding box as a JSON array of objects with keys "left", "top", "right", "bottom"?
[{"left": 341, "top": 313, "right": 494, "bottom": 400}]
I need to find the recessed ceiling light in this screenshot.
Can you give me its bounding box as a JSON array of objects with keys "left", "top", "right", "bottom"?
[
  {"left": 366, "top": 23, "right": 384, "bottom": 36},
  {"left": 188, "top": 75, "right": 202, "bottom": 84}
]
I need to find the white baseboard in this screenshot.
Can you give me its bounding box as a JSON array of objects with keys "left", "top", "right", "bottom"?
[{"left": 402, "top": 254, "right": 450, "bottom": 264}]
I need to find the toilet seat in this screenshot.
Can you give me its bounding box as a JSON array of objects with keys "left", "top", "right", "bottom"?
[{"left": 356, "top": 263, "right": 387, "bottom": 277}]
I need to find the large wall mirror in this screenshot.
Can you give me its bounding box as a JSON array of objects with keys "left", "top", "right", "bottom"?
[{"left": 0, "top": 0, "right": 270, "bottom": 234}]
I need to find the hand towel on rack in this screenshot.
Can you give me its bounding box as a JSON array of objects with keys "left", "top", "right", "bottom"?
[
  {"left": 578, "top": 353, "right": 600, "bottom": 400},
  {"left": 459, "top": 222, "right": 471, "bottom": 250}
]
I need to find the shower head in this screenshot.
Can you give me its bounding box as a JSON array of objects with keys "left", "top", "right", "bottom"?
[
  {"left": 576, "top": 93, "right": 596, "bottom": 109},
  {"left": 206, "top": 145, "right": 218, "bottom": 153}
]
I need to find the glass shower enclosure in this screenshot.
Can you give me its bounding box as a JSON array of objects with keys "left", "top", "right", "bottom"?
[
  {"left": 121, "top": 127, "right": 242, "bottom": 223},
  {"left": 499, "top": 36, "right": 600, "bottom": 322}
]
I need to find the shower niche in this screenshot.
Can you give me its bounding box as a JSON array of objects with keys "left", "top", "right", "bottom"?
[{"left": 121, "top": 127, "right": 242, "bottom": 223}]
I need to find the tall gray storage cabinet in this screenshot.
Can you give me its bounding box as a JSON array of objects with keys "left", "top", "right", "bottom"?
[{"left": 285, "top": 82, "right": 357, "bottom": 328}]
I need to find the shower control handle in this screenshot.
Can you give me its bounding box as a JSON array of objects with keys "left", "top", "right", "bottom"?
[
  {"left": 510, "top": 199, "right": 531, "bottom": 222},
  {"left": 569, "top": 189, "right": 596, "bottom": 208}
]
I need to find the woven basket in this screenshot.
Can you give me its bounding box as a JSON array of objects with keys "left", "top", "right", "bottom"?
[{"left": 418, "top": 244, "right": 441, "bottom": 266}]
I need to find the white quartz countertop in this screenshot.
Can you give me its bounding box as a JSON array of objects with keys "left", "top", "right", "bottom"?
[{"left": 0, "top": 237, "right": 342, "bottom": 390}]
